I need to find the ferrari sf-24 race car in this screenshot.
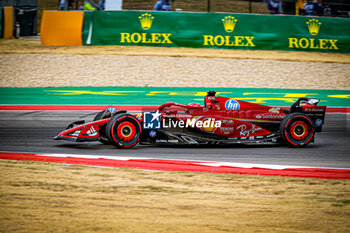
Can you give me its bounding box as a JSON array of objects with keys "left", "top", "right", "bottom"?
[{"left": 54, "top": 91, "right": 326, "bottom": 148}]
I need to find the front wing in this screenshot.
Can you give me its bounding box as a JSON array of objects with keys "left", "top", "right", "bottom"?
[{"left": 54, "top": 119, "right": 109, "bottom": 142}]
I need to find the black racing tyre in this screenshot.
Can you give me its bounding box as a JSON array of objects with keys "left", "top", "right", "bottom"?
[
  {"left": 280, "top": 112, "right": 315, "bottom": 147},
  {"left": 93, "top": 110, "right": 110, "bottom": 145},
  {"left": 105, "top": 113, "right": 142, "bottom": 148}
]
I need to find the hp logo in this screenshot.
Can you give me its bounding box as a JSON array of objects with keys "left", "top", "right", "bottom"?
[{"left": 225, "top": 99, "right": 240, "bottom": 110}]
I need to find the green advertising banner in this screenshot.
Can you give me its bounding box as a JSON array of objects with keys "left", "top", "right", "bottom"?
[{"left": 82, "top": 11, "right": 350, "bottom": 53}]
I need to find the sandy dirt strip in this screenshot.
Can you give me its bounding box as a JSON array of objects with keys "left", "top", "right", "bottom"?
[
  {"left": 1, "top": 160, "right": 349, "bottom": 233},
  {"left": 0, "top": 53, "right": 349, "bottom": 89},
  {"left": 0, "top": 39, "right": 349, "bottom": 89}
]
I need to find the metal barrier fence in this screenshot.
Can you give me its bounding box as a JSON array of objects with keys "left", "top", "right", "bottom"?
[{"left": 35, "top": 0, "right": 350, "bottom": 17}]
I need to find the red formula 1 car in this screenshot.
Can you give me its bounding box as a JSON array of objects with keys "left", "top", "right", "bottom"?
[{"left": 54, "top": 91, "right": 326, "bottom": 148}]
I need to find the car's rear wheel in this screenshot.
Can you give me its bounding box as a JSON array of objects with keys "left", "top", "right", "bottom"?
[
  {"left": 280, "top": 113, "right": 315, "bottom": 147},
  {"left": 105, "top": 113, "right": 142, "bottom": 148}
]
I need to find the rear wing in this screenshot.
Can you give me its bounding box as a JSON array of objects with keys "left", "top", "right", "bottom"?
[{"left": 290, "top": 97, "right": 327, "bottom": 132}]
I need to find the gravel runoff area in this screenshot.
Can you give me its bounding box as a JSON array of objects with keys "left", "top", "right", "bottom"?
[{"left": 0, "top": 54, "right": 349, "bottom": 89}]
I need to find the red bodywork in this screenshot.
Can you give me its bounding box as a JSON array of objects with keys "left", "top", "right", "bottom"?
[
  {"left": 151, "top": 96, "right": 289, "bottom": 138},
  {"left": 56, "top": 94, "right": 326, "bottom": 143},
  {"left": 57, "top": 119, "right": 109, "bottom": 141}
]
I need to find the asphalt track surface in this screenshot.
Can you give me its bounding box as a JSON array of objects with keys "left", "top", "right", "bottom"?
[{"left": 0, "top": 111, "right": 349, "bottom": 168}]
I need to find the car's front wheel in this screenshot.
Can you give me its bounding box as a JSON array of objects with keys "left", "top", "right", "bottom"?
[{"left": 105, "top": 113, "right": 142, "bottom": 148}]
